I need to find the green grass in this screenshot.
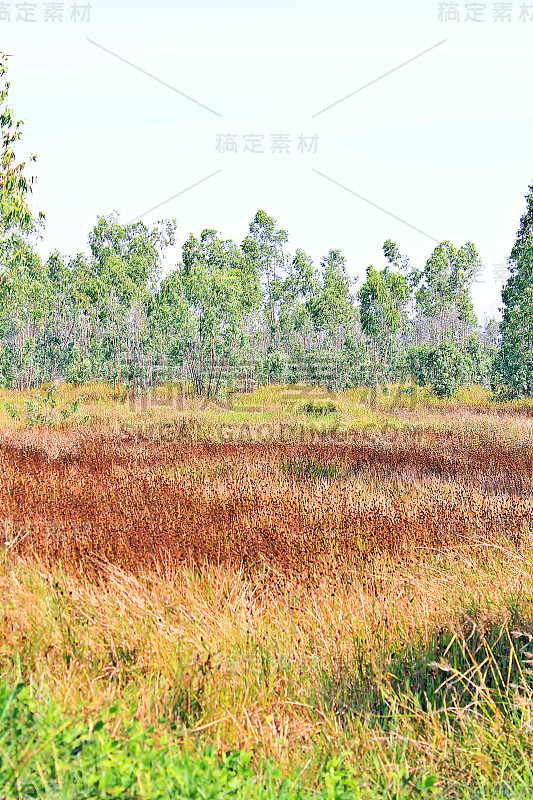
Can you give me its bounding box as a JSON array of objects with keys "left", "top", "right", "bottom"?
[
  {"left": 0, "top": 681, "right": 296, "bottom": 799},
  {"left": 0, "top": 679, "right": 428, "bottom": 800},
  {"left": 5, "top": 559, "right": 533, "bottom": 798}
]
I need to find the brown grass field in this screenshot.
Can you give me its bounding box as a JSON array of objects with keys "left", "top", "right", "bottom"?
[
  {"left": 2, "top": 384, "right": 533, "bottom": 797},
  {"left": 1, "top": 422, "right": 532, "bottom": 575}
]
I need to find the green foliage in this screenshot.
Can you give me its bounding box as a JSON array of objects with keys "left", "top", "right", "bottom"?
[
  {"left": 4, "top": 385, "right": 88, "bottom": 428},
  {"left": 298, "top": 399, "right": 337, "bottom": 417},
  {"left": 173, "top": 228, "right": 260, "bottom": 396},
  {"left": 358, "top": 265, "right": 408, "bottom": 384},
  {"left": 511, "top": 182, "right": 533, "bottom": 263},
  {"left": 406, "top": 344, "right": 431, "bottom": 387},
  {"left": 494, "top": 232, "right": 533, "bottom": 399},
  {"left": 359, "top": 267, "right": 407, "bottom": 340},
  {"left": 0, "top": 682, "right": 260, "bottom": 799},
  {"left": 0, "top": 53, "right": 43, "bottom": 233},
  {"left": 0, "top": 205, "right": 494, "bottom": 397},
  {"left": 0, "top": 679, "right": 369, "bottom": 800},
  {"left": 427, "top": 342, "right": 468, "bottom": 398},
  {"left": 3, "top": 400, "right": 18, "bottom": 419},
  {"left": 242, "top": 210, "right": 288, "bottom": 342},
  {"left": 260, "top": 350, "right": 288, "bottom": 384},
  {"left": 307, "top": 249, "right": 354, "bottom": 335},
  {"left": 405, "top": 337, "right": 486, "bottom": 395},
  {"left": 415, "top": 240, "right": 480, "bottom": 349}
]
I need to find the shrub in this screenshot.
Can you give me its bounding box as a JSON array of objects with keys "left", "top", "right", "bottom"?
[{"left": 298, "top": 400, "right": 337, "bottom": 417}]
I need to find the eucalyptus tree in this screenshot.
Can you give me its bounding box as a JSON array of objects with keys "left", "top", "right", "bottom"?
[
  {"left": 173, "top": 229, "right": 261, "bottom": 396},
  {"left": 0, "top": 53, "right": 43, "bottom": 234},
  {"left": 307, "top": 250, "right": 353, "bottom": 337},
  {"left": 494, "top": 252, "right": 533, "bottom": 398},
  {"left": 149, "top": 270, "right": 191, "bottom": 384},
  {"left": 415, "top": 241, "right": 480, "bottom": 348},
  {"left": 87, "top": 213, "right": 177, "bottom": 390},
  {"left": 493, "top": 183, "right": 533, "bottom": 398},
  {"left": 493, "top": 185, "right": 533, "bottom": 398},
  {"left": 242, "top": 210, "right": 288, "bottom": 348},
  {"left": 0, "top": 236, "right": 47, "bottom": 387},
  {"left": 306, "top": 249, "right": 355, "bottom": 387},
  {"left": 0, "top": 53, "right": 45, "bottom": 387},
  {"left": 358, "top": 264, "right": 408, "bottom": 384},
  {"left": 510, "top": 183, "right": 533, "bottom": 263},
  {"left": 273, "top": 248, "right": 316, "bottom": 381},
  {"left": 382, "top": 239, "right": 420, "bottom": 341},
  {"left": 39, "top": 251, "right": 106, "bottom": 385}
]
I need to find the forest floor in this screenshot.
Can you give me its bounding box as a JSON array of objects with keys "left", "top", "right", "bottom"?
[{"left": 1, "top": 383, "right": 533, "bottom": 798}]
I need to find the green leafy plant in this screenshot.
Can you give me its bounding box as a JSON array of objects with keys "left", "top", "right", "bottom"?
[
  {"left": 4, "top": 386, "right": 88, "bottom": 428},
  {"left": 3, "top": 401, "right": 19, "bottom": 420},
  {"left": 0, "top": 678, "right": 364, "bottom": 800},
  {"left": 298, "top": 399, "right": 337, "bottom": 417}
]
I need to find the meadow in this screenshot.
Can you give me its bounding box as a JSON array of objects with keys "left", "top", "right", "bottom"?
[{"left": 2, "top": 382, "right": 533, "bottom": 798}]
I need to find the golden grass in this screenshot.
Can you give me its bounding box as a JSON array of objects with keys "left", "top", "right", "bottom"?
[
  {"left": 2, "top": 382, "right": 533, "bottom": 792},
  {"left": 2, "top": 548, "right": 533, "bottom": 772}
]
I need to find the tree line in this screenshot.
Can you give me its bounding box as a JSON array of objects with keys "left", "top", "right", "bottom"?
[{"left": 0, "top": 53, "right": 530, "bottom": 399}]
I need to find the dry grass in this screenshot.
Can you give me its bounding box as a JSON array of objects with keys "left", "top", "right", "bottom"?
[
  {"left": 0, "top": 419, "right": 532, "bottom": 577},
  {"left": 2, "top": 383, "right": 533, "bottom": 795},
  {"left": 2, "top": 549, "right": 533, "bottom": 782}
]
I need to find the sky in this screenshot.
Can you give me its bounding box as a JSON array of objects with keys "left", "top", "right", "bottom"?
[{"left": 2, "top": 0, "right": 533, "bottom": 321}]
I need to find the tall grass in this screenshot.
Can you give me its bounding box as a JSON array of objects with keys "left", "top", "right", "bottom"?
[
  {"left": 1, "top": 383, "right": 533, "bottom": 796},
  {"left": 3, "top": 550, "right": 533, "bottom": 797}
]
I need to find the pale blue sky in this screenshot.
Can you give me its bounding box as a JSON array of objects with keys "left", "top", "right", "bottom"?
[{"left": 3, "top": 0, "right": 533, "bottom": 320}]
